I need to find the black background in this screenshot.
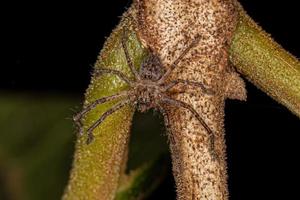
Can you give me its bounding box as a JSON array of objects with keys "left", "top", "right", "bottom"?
[{"left": 2, "top": 0, "right": 300, "bottom": 199}]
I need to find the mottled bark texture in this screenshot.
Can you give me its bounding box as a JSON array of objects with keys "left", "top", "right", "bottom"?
[{"left": 135, "top": 0, "right": 246, "bottom": 199}]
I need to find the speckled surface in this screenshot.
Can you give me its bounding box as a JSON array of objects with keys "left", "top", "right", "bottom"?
[{"left": 135, "top": 0, "right": 246, "bottom": 199}]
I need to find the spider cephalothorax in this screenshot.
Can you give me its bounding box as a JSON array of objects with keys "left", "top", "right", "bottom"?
[
  {"left": 74, "top": 29, "right": 216, "bottom": 156},
  {"left": 128, "top": 53, "right": 166, "bottom": 112}
]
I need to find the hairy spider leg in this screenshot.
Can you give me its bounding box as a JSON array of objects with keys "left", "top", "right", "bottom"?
[
  {"left": 158, "top": 104, "right": 177, "bottom": 145},
  {"left": 121, "top": 29, "right": 141, "bottom": 80},
  {"left": 161, "top": 96, "right": 218, "bottom": 160},
  {"left": 94, "top": 68, "right": 134, "bottom": 86},
  {"left": 158, "top": 34, "right": 202, "bottom": 84},
  {"left": 163, "top": 79, "right": 215, "bottom": 95},
  {"left": 158, "top": 104, "right": 171, "bottom": 132},
  {"left": 73, "top": 91, "right": 129, "bottom": 135},
  {"left": 86, "top": 99, "right": 131, "bottom": 144}
]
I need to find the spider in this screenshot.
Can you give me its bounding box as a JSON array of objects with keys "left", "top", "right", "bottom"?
[{"left": 74, "top": 29, "right": 216, "bottom": 157}]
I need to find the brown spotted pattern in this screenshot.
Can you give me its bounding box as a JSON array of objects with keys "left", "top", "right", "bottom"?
[{"left": 133, "top": 0, "right": 246, "bottom": 199}]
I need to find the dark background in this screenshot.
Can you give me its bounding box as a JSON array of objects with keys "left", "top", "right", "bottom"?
[{"left": 2, "top": 0, "right": 300, "bottom": 199}]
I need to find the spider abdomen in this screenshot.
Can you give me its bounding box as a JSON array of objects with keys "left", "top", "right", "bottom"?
[{"left": 139, "top": 53, "right": 166, "bottom": 81}]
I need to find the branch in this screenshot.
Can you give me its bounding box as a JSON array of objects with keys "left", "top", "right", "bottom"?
[
  {"left": 62, "top": 14, "right": 149, "bottom": 199},
  {"left": 230, "top": 2, "right": 300, "bottom": 118}
]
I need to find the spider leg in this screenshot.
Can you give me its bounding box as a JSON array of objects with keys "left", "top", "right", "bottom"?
[
  {"left": 163, "top": 79, "right": 215, "bottom": 95},
  {"left": 162, "top": 96, "right": 218, "bottom": 160},
  {"left": 121, "top": 29, "right": 141, "bottom": 80},
  {"left": 86, "top": 99, "right": 131, "bottom": 144},
  {"left": 158, "top": 104, "right": 177, "bottom": 145},
  {"left": 94, "top": 68, "right": 133, "bottom": 86},
  {"left": 73, "top": 91, "right": 129, "bottom": 135},
  {"left": 159, "top": 104, "right": 180, "bottom": 145},
  {"left": 158, "top": 34, "right": 202, "bottom": 84},
  {"left": 158, "top": 104, "right": 171, "bottom": 133}
]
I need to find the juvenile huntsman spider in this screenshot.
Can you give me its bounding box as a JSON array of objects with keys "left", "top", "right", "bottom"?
[{"left": 74, "top": 29, "right": 216, "bottom": 156}]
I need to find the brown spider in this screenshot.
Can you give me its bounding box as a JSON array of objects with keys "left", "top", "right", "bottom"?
[{"left": 74, "top": 29, "right": 216, "bottom": 156}]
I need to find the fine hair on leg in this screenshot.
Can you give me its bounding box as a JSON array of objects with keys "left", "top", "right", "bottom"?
[
  {"left": 73, "top": 91, "right": 130, "bottom": 135},
  {"left": 162, "top": 96, "right": 218, "bottom": 160},
  {"left": 163, "top": 79, "right": 215, "bottom": 95},
  {"left": 158, "top": 104, "right": 176, "bottom": 144},
  {"left": 121, "top": 29, "right": 141, "bottom": 80},
  {"left": 158, "top": 34, "right": 202, "bottom": 84},
  {"left": 86, "top": 99, "right": 131, "bottom": 144},
  {"left": 158, "top": 104, "right": 171, "bottom": 133}
]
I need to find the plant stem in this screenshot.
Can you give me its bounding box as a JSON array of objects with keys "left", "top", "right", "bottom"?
[
  {"left": 62, "top": 14, "right": 148, "bottom": 200},
  {"left": 230, "top": 3, "right": 300, "bottom": 118}
]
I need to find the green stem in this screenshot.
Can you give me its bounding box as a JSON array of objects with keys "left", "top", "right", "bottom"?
[
  {"left": 62, "top": 14, "right": 148, "bottom": 200},
  {"left": 230, "top": 3, "right": 300, "bottom": 118}
]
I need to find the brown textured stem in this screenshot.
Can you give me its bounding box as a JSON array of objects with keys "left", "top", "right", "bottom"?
[
  {"left": 230, "top": 3, "right": 300, "bottom": 118},
  {"left": 135, "top": 0, "right": 246, "bottom": 199},
  {"left": 168, "top": 97, "right": 228, "bottom": 200}
]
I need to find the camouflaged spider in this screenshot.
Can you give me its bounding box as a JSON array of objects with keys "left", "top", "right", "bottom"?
[{"left": 74, "top": 29, "right": 215, "bottom": 151}]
